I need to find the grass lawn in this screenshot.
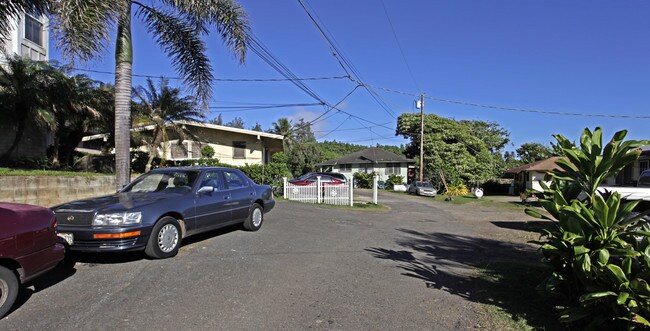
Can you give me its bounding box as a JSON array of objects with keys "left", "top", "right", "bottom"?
[{"left": 0, "top": 167, "right": 106, "bottom": 177}]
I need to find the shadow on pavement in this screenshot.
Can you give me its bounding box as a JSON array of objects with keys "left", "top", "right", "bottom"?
[
  {"left": 490, "top": 220, "right": 557, "bottom": 234},
  {"left": 366, "top": 229, "right": 563, "bottom": 330},
  {"left": 9, "top": 259, "right": 77, "bottom": 317}
]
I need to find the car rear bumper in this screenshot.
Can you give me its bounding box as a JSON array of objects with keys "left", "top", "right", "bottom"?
[
  {"left": 264, "top": 199, "right": 276, "bottom": 213},
  {"left": 18, "top": 243, "right": 66, "bottom": 283},
  {"left": 418, "top": 191, "right": 436, "bottom": 196},
  {"left": 57, "top": 225, "right": 151, "bottom": 253}
]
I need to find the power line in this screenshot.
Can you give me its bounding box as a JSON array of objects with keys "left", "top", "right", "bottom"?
[
  {"left": 362, "top": 81, "right": 650, "bottom": 119},
  {"left": 380, "top": 0, "right": 421, "bottom": 93},
  {"left": 309, "top": 84, "right": 361, "bottom": 125},
  {"left": 297, "top": 0, "right": 398, "bottom": 119},
  {"left": 208, "top": 102, "right": 323, "bottom": 112},
  {"left": 57, "top": 65, "right": 349, "bottom": 82}
]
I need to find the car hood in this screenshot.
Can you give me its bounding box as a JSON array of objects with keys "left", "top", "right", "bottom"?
[{"left": 52, "top": 192, "right": 182, "bottom": 213}]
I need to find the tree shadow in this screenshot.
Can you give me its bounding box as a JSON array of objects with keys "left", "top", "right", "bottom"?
[
  {"left": 491, "top": 220, "right": 557, "bottom": 234},
  {"left": 366, "top": 229, "right": 563, "bottom": 330}
]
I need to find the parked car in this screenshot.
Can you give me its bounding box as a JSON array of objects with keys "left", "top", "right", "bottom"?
[
  {"left": 288, "top": 173, "right": 346, "bottom": 186},
  {"left": 408, "top": 181, "right": 437, "bottom": 197},
  {"left": 52, "top": 167, "right": 275, "bottom": 259},
  {"left": 0, "top": 203, "right": 65, "bottom": 318}
]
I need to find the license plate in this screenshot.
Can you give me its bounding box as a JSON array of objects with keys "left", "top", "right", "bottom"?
[{"left": 57, "top": 232, "right": 74, "bottom": 245}]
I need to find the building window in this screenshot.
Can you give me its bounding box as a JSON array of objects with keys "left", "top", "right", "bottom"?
[
  {"left": 640, "top": 160, "right": 649, "bottom": 175},
  {"left": 360, "top": 164, "right": 373, "bottom": 173},
  {"left": 233, "top": 141, "right": 246, "bottom": 159},
  {"left": 24, "top": 15, "right": 43, "bottom": 46},
  {"left": 339, "top": 164, "right": 351, "bottom": 172},
  {"left": 385, "top": 163, "right": 400, "bottom": 175}
]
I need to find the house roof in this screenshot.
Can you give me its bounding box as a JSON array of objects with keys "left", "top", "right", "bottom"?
[
  {"left": 82, "top": 120, "right": 284, "bottom": 142},
  {"left": 505, "top": 156, "right": 566, "bottom": 174},
  {"left": 317, "top": 147, "right": 414, "bottom": 166}
]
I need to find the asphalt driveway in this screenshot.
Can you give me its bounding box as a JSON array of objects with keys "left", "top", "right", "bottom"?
[{"left": 0, "top": 190, "right": 543, "bottom": 330}]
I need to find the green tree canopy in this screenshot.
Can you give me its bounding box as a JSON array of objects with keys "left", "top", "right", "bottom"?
[
  {"left": 397, "top": 113, "right": 508, "bottom": 185},
  {"left": 516, "top": 142, "right": 554, "bottom": 164}
]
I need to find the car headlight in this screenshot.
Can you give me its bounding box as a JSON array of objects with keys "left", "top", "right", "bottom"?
[{"left": 93, "top": 212, "right": 142, "bottom": 226}]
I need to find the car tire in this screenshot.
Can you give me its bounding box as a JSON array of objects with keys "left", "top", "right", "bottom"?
[
  {"left": 0, "top": 266, "right": 19, "bottom": 318},
  {"left": 145, "top": 217, "right": 182, "bottom": 259},
  {"left": 243, "top": 203, "right": 263, "bottom": 231}
]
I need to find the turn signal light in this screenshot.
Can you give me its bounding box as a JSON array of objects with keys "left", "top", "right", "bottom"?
[{"left": 93, "top": 231, "right": 141, "bottom": 239}]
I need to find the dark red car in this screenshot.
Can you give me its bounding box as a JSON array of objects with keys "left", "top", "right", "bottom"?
[
  {"left": 288, "top": 174, "right": 346, "bottom": 186},
  {"left": 0, "top": 203, "right": 65, "bottom": 317}
]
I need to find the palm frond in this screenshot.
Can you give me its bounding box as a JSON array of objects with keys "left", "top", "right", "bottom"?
[
  {"left": 50, "top": 0, "right": 126, "bottom": 62},
  {"left": 160, "top": 0, "right": 250, "bottom": 63},
  {"left": 134, "top": 3, "right": 214, "bottom": 105}
]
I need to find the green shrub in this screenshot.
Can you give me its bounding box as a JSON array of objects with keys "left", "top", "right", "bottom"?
[
  {"left": 385, "top": 174, "right": 404, "bottom": 190},
  {"left": 201, "top": 145, "right": 215, "bottom": 158},
  {"left": 526, "top": 128, "right": 650, "bottom": 329},
  {"left": 239, "top": 163, "right": 291, "bottom": 185},
  {"left": 353, "top": 172, "right": 376, "bottom": 188}
]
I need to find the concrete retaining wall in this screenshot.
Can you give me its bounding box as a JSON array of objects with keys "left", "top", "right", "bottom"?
[{"left": 0, "top": 176, "right": 116, "bottom": 207}]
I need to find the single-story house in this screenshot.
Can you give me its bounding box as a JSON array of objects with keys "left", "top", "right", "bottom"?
[
  {"left": 316, "top": 147, "right": 414, "bottom": 182},
  {"left": 80, "top": 121, "right": 284, "bottom": 166},
  {"left": 505, "top": 156, "right": 565, "bottom": 193},
  {"left": 604, "top": 145, "right": 650, "bottom": 186}
]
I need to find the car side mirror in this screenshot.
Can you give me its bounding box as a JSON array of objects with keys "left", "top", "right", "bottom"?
[{"left": 197, "top": 186, "right": 215, "bottom": 194}]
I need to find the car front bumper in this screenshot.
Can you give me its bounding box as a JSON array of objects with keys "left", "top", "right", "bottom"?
[
  {"left": 57, "top": 225, "right": 152, "bottom": 253},
  {"left": 417, "top": 190, "right": 436, "bottom": 196}
]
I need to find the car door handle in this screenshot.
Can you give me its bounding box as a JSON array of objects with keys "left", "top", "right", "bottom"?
[{"left": 224, "top": 195, "right": 231, "bottom": 200}]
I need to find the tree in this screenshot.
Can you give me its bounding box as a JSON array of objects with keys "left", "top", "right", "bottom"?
[
  {"left": 250, "top": 122, "right": 262, "bottom": 131},
  {"left": 47, "top": 71, "right": 107, "bottom": 167},
  {"left": 132, "top": 78, "right": 203, "bottom": 172},
  {"left": 270, "top": 118, "right": 293, "bottom": 149},
  {"left": 0, "top": 55, "right": 55, "bottom": 163},
  {"left": 209, "top": 113, "right": 223, "bottom": 125},
  {"left": 516, "top": 142, "right": 553, "bottom": 164},
  {"left": 397, "top": 113, "right": 506, "bottom": 185},
  {"left": 225, "top": 116, "right": 245, "bottom": 129},
  {"left": 51, "top": 0, "right": 250, "bottom": 190}
]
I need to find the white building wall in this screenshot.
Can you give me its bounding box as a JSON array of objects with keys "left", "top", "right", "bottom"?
[
  {"left": 332, "top": 162, "right": 408, "bottom": 183},
  {"left": 529, "top": 171, "right": 552, "bottom": 192},
  {"left": 1, "top": 12, "right": 49, "bottom": 63}
]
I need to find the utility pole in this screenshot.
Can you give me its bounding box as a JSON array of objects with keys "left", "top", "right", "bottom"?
[{"left": 418, "top": 94, "right": 424, "bottom": 182}]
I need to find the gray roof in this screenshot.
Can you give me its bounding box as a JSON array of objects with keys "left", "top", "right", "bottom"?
[{"left": 317, "top": 147, "right": 414, "bottom": 166}]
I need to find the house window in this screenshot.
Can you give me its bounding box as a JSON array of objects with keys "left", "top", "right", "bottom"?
[
  {"left": 385, "top": 163, "right": 400, "bottom": 175},
  {"left": 360, "top": 164, "right": 373, "bottom": 173},
  {"left": 339, "top": 164, "right": 351, "bottom": 172},
  {"left": 640, "top": 160, "right": 649, "bottom": 175},
  {"left": 233, "top": 141, "right": 246, "bottom": 159},
  {"left": 24, "top": 15, "right": 43, "bottom": 46}
]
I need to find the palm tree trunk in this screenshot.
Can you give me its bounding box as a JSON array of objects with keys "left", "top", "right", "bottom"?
[{"left": 114, "top": 5, "right": 133, "bottom": 191}]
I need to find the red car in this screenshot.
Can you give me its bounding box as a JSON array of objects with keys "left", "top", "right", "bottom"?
[
  {"left": 0, "top": 203, "right": 65, "bottom": 317},
  {"left": 288, "top": 174, "right": 346, "bottom": 186}
]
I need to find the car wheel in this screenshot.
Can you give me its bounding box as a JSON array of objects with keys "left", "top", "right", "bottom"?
[
  {"left": 243, "top": 203, "right": 263, "bottom": 231},
  {"left": 0, "top": 266, "right": 18, "bottom": 318},
  {"left": 145, "top": 217, "right": 182, "bottom": 259}
]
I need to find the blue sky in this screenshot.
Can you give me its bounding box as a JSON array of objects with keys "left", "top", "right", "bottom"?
[{"left": 49, "top": 0, "right": 650, "bottom": 152}]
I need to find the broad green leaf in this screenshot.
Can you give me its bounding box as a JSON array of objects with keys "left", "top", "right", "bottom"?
[
  {"left": 617, "top": 292, "right": 629, "bottom": 305},
  {"left": 579, "top": 291, "right": 616, "bottom": 302},
  {"left": 605, "top": 264, "right": 629, "bottom": 284},
  {"left": 598, "top": 249, "right": 610, "bottom": 265},
  {"left": 630, "top": 279, "right": 650, "bottom": 295},
  {"left": 631, "top": 313, "right": 650, "bottom": 327}
]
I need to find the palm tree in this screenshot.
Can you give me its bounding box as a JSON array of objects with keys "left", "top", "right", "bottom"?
[
  {"left": 0, "top": 55, "right": 56, "bottom": 162},
  {"left": 46, "top": 71, "right": 106, "bottom": 167},
  {"left": 50, "top": 0, "right": 250, "bottom": 189},
  {"left": 133, "top": 78, "right": 203, "bottom": 172},
  {"left": 270, "top": 118, "right": 293, "bottom": 150}
]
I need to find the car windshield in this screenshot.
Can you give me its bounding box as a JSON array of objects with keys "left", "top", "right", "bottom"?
[
  {"left": 417, "top": 182, "right": 433, "bottom": 188},
  {"left": 123, "top": 170, "right": 200, "bottom": 193},
  {"left": 295, "top": 173, "right": 314, "bottom": 181}
]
